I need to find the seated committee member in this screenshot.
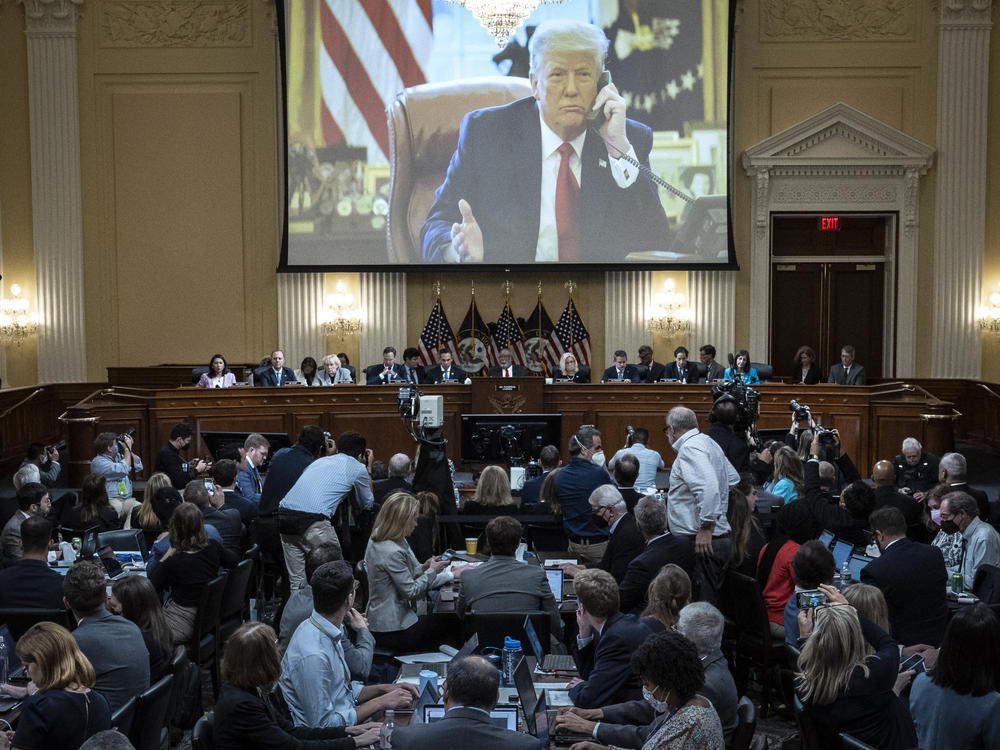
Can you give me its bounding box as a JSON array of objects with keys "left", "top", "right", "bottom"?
[
  {"left": 214, "top": 622, "right": 381, "bottom": 750},
  {"left": 426, "top": 349, "right": 461, "bottom": 383},
  {"left": 724, "top": 349, "right": 760, "bottom": 384},
  {"left": 662, "top": 346, "right": 694, "bottom": 382},
  {"left": 420, "top": 19, "right": 668, "bottom": 264},
  {"left": 486, "top": 347, "right": 528, "bottom": 377},
  {"left": 636, "top": 344, "right": 665, "bottom": 382},
  {"left": 390, "top": 656, "right": 539, "bottom": 750},
  {"left": 793, "top": 345, "right": 822, "bottom": 385},
  {"left": 699, "top": 344, "right": 726, "bottom": 382},
  {"left": 280, "top": 561, "right": 416, "bottom": 729},
  {"left": 367, "top": 346, "right": 406, "bottom": 384},
  {"left": 568, "top": 568, "right": 654, "bottom": 708},
  {"left": 197, "top": 353, "right": 236, "bottom": 388},
  {"left": 255, "top": 349, "right": 297, "bottom": 386},
  {"left": 828, "top": 344, "right": 866, "bottom": 385},
  {"left": 601, "top": 350, "right": 641, "bottom": 383},
  {"left": 317, "top": 353, "right": 354, "bottom": 384},
  {"left": 399, "top": 347, "right": 426, "bottom": 384},
  {"left": 457, "top": 516, "right": 562, "bottom": 638},
  {"left": 552, "top": 351, "right": 589, "bottom": 382},
  {"left": 296, "top": 356, "right": 322, "bottom": 386}
]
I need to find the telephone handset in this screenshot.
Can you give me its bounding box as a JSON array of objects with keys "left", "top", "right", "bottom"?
[{"left": 586, "top": 69, "right": 612, "bottom": 127}]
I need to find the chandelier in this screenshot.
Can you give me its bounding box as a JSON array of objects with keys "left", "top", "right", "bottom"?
[
  {"left": 0, "top": 284, "right": 39, "bottom": 345},
  {"left": 976, "top": 282, "right": 1000, "bottom": 335},
  {"left": 321, "top": 280, "right": 362, "bottom": 338},
  {"left": 647, "top": 279, "right": 692, "bottom": 335},
  {"left": 452, "top": 0, "right": 566, "bottom": 46}
]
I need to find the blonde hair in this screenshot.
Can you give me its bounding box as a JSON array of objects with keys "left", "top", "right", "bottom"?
[
  {"left": 642, "top": 564, "right": 691, "bottom": 629},
  {"left": 16, "top": 621, "right": 95, "bottom": 692},
  {"left": 796, "top": 604, "right": 869, "bottom": 705},
  {"left": 559, "top": 352, "right": 578, "bottom": 373},
  {"left": 842, "top": 583, "right": 890, "bottom": 652},
  {"left": 323, "top": 354, "right": 341, "bottom": 368},
  {"left": 773, "top": 446, "right": 804, "bottom": 498},
  {"left": 372, "top": 491, "right": 419, "bottom": 543},
  {"left": 474, "top": 465, "right": 513, "bottom": 508},
  {"left": 137, "top": 472, "right": 172, "bottom": 530}
]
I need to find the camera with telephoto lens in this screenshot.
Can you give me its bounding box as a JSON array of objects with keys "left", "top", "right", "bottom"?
[
  {"left": 116, "top": 427, "right": 136, "bottom": 445},
  {"left": 710, "top": 380, "right": 760, "bottom": 435},
  {"left": 789, "top": 399, "right": 811, "bottom": 423},
  {"left": 814, "top": 425, "right": 837, "bottom": 446}
]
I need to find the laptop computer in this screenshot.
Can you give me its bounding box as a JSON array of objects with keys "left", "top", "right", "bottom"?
[
  {"left": 545, "top": 568, "right": 563, "bottom": 602},
  {"left": 407, "top": 677, "right": 440, "bottom": 722},
  {"left": 422, "top": 705, "right": 518, "bottom": 730},
  {"left": 818, "top": 530, "right": 835, "bottom": 548},
  {"left": 398, "top": 632, "right": 479, "bottom": 679},
  {"left": 831, "top": 539, "right": 854, "bottom": 571},
  {"left": 0, "top": 624, "right": 23, "bottom": 679},
  {"left": 523, "top": 615, "right": 576, "bottom": 673},
  {"left": 531, "top": 690, "right": 550, "bottom": 744},
  {"left": 848, "top": 553, "right": 873, "bottom": 581}
]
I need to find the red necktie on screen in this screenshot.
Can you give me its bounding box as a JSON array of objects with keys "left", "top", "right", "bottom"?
[{"left": 556, "top": 142, "right": 579, "bottom": 262}]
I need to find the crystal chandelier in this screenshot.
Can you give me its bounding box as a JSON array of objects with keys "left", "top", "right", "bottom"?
[
  {"left": 452, "top": 0, "right": 566, "bottom": 46},
  {"left": 647, "top": 279, "right": 692, "bottom": 335},
  {"left": 0, "top": 284, "right": 39, "bottom": 346},
  {"left": 976, "top": 282, "right": 1000, "bottom": 335},
  {"left": 321, "top": 280, "right": 363, "bottom": 338}
]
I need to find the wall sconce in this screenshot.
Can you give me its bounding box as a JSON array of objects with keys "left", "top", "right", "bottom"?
[
  {"left": 976, "top": 282, "right": 1000, "bottom": 335},
  {"left": 647, "top": 279, "right": 692, "bottom": 335},
  {"left": 0, "top": 284, "right": 39, "bottom": 346},
  {"left": 321, "top": 280, "right": 362, "bottom": 338}
]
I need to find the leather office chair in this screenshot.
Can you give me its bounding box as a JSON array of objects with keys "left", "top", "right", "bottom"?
[{"left": 386, "top": 77, "right": 532, "bottom": 262}]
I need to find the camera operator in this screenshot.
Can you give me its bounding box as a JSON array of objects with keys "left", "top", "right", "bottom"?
[
  {"left": 90, "top": 431, "right": 143, "bottom": 524},
  {"left": 22, "top": 441, "right": 62, "bottom": 487},
  {"left": 706, "top": 394, "right": 751, "bottom": 473},
  {"left": 801, "top": 430, "right": 870, "bottom": 547}
]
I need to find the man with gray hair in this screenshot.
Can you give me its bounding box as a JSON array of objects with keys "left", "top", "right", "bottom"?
[
  {"left": 939, "top": 491, "right": 1000, "bottom": 591},
  {"left": 664, "top": 406, "right": 739, "bottom": 604},
  {"left": 677, "top": 602, "right": 739, "bottom": 743},
  {"left": 373, "top": 452, "right": 412, "bottom": 510},
  {"left": 12, "top": 463, "right": 40, "bottom": 491},
  {"left": 893, "top": 437, "right": 939, "bottom": 500},
  {"left": 618, "top": 494, "right": 695, "bottom": 613},
  {"left": 938, "top": 451, "right": 991, "bottom": 522},
  {"left": 561, "top": 484, "right": 644, "bottom": 583},
  {"left": 421, "top": 18, "right": 668, "bottom": 264}
]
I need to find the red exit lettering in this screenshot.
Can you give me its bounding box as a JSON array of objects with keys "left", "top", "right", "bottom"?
[{"left": 819, "top": 216, "right": 840, "bottom": 231}]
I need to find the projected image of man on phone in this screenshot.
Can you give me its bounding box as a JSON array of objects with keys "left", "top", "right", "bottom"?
[{"left": 421, "top": 19, "right": 669, "bottom": 264}]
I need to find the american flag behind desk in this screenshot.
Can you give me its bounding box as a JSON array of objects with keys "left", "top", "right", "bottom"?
[
  {"left": 544, "top": 297, "right": 591, "bottom": 370},
  {"left": 317, "top": 0, "right": 432, "bottom": 162},
  {"left": 417, "top": 296, "right": 458, "bottom": 365},
  {"left": 488, "top": 300, "right": 527, "bottom": 367}
]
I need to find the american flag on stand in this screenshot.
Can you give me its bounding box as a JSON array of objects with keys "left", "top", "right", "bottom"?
[
  {"left": 488, "top": 300, "right": 527, "bottom": 367},
  {"left": 417, "top": 297, "right": 458, "bottom": 365},
  {"left": 545, "top": 297, "right": 591, "bottom": 369},
  {"left": 319, "top": 0, "right": 432, "bottom": 162}
]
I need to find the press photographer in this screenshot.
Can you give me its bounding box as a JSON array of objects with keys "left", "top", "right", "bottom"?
[{"left": 90, "top": 429, "right": 143, "bottom": 523}]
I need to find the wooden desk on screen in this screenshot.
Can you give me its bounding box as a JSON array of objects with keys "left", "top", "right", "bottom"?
[{"left": 60, "top": 381, "right": 956, "bottom": 485}]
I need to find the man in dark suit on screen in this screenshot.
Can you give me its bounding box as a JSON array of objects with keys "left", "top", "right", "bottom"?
[
  {"left": 421, "top": 19, "right": 668, "bottom": 264},
  {"left": 390, "top": 656, "right": 538, "bottom": 750}
]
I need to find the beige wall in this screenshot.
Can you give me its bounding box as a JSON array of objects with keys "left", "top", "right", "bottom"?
[{"left": 1, "top": 2, "right": 999, "bottom": 387}]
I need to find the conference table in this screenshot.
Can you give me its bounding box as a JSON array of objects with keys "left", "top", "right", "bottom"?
[{"left": 57, "top": 378, "right": 957, "bottom": 487}]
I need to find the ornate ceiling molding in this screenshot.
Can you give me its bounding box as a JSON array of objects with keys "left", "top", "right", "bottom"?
[
  {"left": 99, "top": 0, "right": 250, "bottom": 48},
  {"left": 759, "top": 0, "right": 915, "bottom": 42}
]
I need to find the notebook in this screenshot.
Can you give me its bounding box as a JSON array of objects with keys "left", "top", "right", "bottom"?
[{"left": 523, "top": 615, "right": 576, "bottom": 673}]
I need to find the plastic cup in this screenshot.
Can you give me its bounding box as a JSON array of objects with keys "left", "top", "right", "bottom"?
[
  {"left": 465, "top": 537, "right": 478, "bottom": 555},
  {"left": 419, "top": 669, "right": 437, "bottom": 696}
]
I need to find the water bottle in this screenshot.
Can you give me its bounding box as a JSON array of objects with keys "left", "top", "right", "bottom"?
[
  {"left": 841, "top": 560, "right": 852, "bottom": 586},
  {"left": 0, "top": 633, "right": 7, "bottom": 686},
  {"left": 502, "top": 636, "right": 522, "bottom": 688},
  {"left": 379, "top": 709, "right": 395, "bottom": 749}
]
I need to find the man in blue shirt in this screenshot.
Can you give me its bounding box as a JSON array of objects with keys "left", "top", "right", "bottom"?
[
  {"left": 280, "top": 560, "right": 415, "bottom": 728},
  {"left": 90, "top": 431, "right": 143, "bottom": 523},
  {"left": 607, "top": 427, "right": 664, "bottom": 496},
  {"left": 279, "top": 431, "right": 375, "bottom": 589},
  {"left": 552, "top": 426, "right": 613, "bottom": 565}
]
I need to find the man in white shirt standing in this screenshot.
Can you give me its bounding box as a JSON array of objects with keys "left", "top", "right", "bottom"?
[
  {"left": 664, "top": 406, "right": 739, "bottom": 604},
  {"left": 607, "top": 427, "right": 664, "bottom": 496}
]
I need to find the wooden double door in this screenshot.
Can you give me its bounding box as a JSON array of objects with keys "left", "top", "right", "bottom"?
[{"left": 769, "top": 215, "right": 889, "bottom": 380}]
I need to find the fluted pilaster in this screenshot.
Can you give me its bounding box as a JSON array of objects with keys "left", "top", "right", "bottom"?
[
  {"left": 277, "top": 273, "right": 325, "bottom": 366},
  {"left": 931, "top": 0, "right": 993, "bottom": 377},
  {"left": 22, "top": 0, "right": 86, "bottom": 383},
  {"left": 360, "top": 272, "right": 406, "bottom": 367},
  {"left": 604, "top": 271, "right": 651, "bottom": 364},
  {"left": 689, "top": 270, "right": 735, "bottom": 358}
]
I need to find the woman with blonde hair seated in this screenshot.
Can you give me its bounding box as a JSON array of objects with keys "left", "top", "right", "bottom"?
[
  {"left": 462, "top": 465, "right": 519, "bottom": 515},
  {"left": 796, "top": 584, "right": 916, "bottom": 749},
  {"left": 128, "top": 470, "right": 172, "bottom": 545},
  {"left": 364, "top": 492, "right": 470, "bottom": 653},
  {"left": 317, "top": 354, "right": 353, "bottom": 385},
  {"left": 552, "top": 352, "right": 589, "bottom": 382},
  {"left": 0, "top": 621, "right": 111, "bottom": 750}
]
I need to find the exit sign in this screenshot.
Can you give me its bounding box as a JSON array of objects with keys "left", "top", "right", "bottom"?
[{"left": 818, "top": 216, "right": 840, "bottom": 231}]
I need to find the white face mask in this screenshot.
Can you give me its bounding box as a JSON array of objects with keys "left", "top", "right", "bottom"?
[
  {"left": 642, "top": 686, "right": 669, "bottom": 714},
  {"left": 591, "top": 450, "right": 606, "bottom": 466}
]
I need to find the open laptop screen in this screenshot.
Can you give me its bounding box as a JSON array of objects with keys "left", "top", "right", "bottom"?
[
  {"left": 832, "top": 539, "right": 853, "bottom": 570},
  {"left": 422, "top": 705, "right": 517, "bottom": 730},
  {"left": 545, "top": 568, "right": 563, "bottom": 601},
  {"left": 522, "top": 615, "right": 545, "bottom": 661}
]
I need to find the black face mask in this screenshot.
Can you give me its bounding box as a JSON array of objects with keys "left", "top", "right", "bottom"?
[{"left": 940, "top": 518, "right": 961, "bottom": 535}]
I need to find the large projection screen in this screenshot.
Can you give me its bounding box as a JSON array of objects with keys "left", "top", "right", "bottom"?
[{"left": 278, "top": 0, "right": 735, "bottom": 271}]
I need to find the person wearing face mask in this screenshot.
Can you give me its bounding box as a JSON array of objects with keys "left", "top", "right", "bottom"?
[
  {"left": 552, "top": 426, "right": 614, "bottom": 566},
  {"left": 939, "top": 491, "right": 1000, "bottom": 592},
  {"left": 154, "top": 422, "right": 209, "bottom": 490},
  {"left": 924, "top": 483, "right": 965, "bottom": 573},
  {"left": 663, "top": 407, "right": 739, "bottom": 606},
  {"left": 859, "top": 506, "right": 948, "bottom": 648}
]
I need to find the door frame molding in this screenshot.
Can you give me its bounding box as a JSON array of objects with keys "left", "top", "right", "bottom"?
[{"left": 742, "top": 102, "right": 934, "bottom": 378}]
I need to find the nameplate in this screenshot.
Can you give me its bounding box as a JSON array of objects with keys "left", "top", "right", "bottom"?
[{"left": 495, "top": 384, "right": 519, "bottom": 392}]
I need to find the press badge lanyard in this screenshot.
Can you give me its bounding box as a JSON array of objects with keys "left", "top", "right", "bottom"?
[{"left": 309, "top": 615, "right": 357, "bottom": 705}]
